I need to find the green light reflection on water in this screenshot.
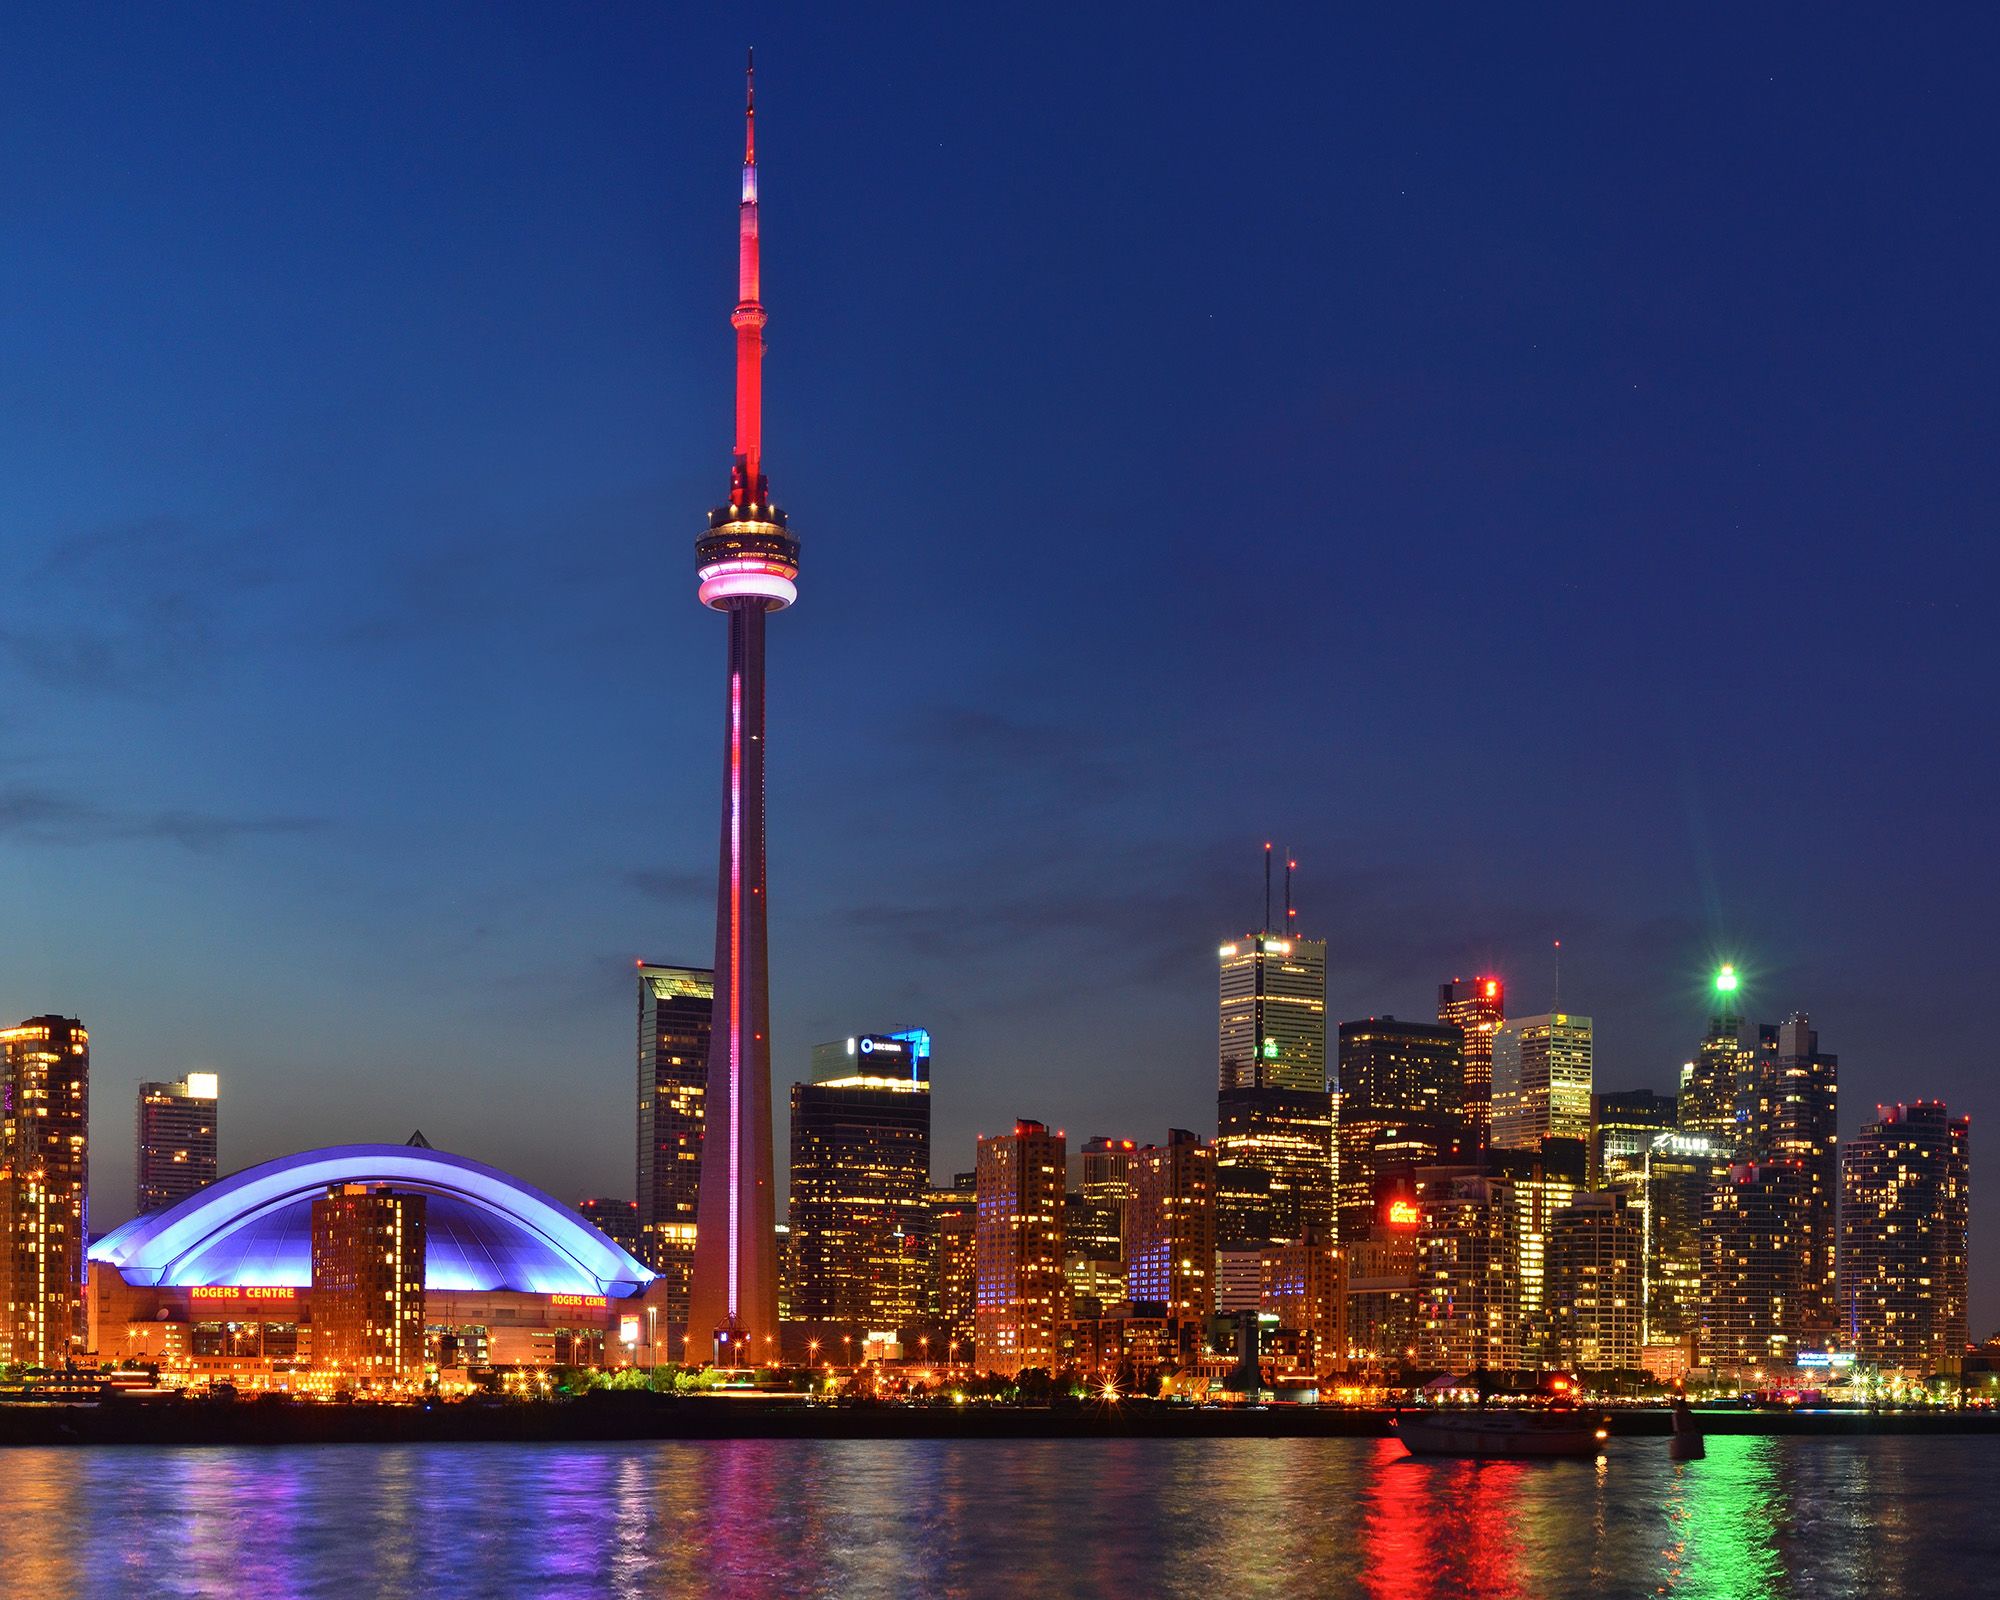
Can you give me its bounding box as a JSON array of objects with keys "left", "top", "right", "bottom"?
[{"left": 1659, "top": 1435, "right": 1784, "bottom": 1600}]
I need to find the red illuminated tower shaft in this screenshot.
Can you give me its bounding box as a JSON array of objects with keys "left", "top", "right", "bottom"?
[{"left": 687, "top": 53, "right": 795, "bottom": 1365}]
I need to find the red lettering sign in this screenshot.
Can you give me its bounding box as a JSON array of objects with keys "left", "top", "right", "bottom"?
[
  {"left": 549, "top": 1294, "right": 608, "bottom": 1310},
  {"left": 1386, "top": 1199, "right": 1421, "bottom": 1228}
]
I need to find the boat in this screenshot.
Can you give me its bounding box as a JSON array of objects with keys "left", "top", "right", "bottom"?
[{"left": 1392, "top": 1407, "right": 1610, "bottom": 1459}]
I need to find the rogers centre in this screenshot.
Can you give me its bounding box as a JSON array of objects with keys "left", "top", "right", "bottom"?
[{"left": 87, "top": 1143, "right": 668, "bottom": 1388}]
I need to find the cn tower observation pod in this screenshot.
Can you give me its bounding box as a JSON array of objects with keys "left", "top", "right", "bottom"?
[{"left": 89, "top": 1143, "right": 655, "bottom": 1298}]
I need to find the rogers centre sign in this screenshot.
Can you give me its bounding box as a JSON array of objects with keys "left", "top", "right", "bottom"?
[
  {"left": 549, "top": 1294, "right": 608, "bottom": 1310},
  {"left": 189, "top": 1285, "right": 297, "bottom": 1305}
]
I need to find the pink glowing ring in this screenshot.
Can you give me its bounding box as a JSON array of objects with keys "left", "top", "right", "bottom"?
[{"left": 698, "top": 559, "right": 798, "bottom": 610}]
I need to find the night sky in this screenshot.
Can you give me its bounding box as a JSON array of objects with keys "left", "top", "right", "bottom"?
[{"left": 5, "top": 7, "right": 1996, "bottom": 1328}]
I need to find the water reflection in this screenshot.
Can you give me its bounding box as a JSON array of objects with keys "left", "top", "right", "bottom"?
[{"left": 0, "top": 1435, "right": 1994, "bottom": 1597}]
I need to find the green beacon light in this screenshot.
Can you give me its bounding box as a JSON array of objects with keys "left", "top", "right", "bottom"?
[{"left": 1715, "top": 964, "right": 1740, "bottom": 995}]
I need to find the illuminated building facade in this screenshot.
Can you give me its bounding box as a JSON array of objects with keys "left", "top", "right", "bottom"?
[
  {"left": 1678, "top": 1003, "right": 1749, "bottom": 1149},
  {"left": 1335, "top": 1017, "right": 1466, "bottom": 1242},
  {"left": 1701, "top": 1160, "right": 1810, "bottom": 1373},
  {"left": 1591, "top": 1088, "right": 1675, "bottom": 1190},
  {"left": 311, "top": 1184, "right": 427, "bottom": 1389},
  {"left": 1215, "top": 1246, "right": 1265, "bottom": 1313},
  {"left": 1415, "top": 1174, "right": 1515, "bottom": 1372},
  {"left": 635, "top": 962, "right": 713, "bottom": 1331},
  {"left": 578, "top": 1198, "right": 642, "bottom": 1260},
  {"left": 1492, "top": 1013, "right": 1592, "bottom": 1151},
  {"left": 1079, "top": 1136, "right": 1136, "bottom": 1262},
  {"left": 1216, "top": 1161, "right": 1273, "bottom": 1252},
  {"left": 1490, "top": 1139, "right": 1587, "bottom": 1368},
  {"left": 932, "top": 1173, "right": 977, "bottom": 1353},
  {"left": 1063, "top": 1226, "right": 1127, "bottom": 1317},
  {"left": 1219, "top": 933, "right": 1328, "bottom": 1093},
  {"left": 137, "top": 1073, "right": 219, "bottom": 1214},
  {"left": 1549, "top": 1192, "right": 1643, "bottom": 1371},
  {"left": 1840, "top": 1101, "right": 1970, "bottom": 1376},
  {"left": 1740, "top": 1014, "right": 1839, "bottom": 1344},
  {"left": 0, "top": 1016, "right": 89, "bottom": 1367},
  {"left": 685, "top": 57, "right": 794, "bottom": 1367},
  {"left": 1216, "top": 1083, "right": 1335, "bottom": 1246},
  {"left": 1128, "top": 1129, "right": 1217, "bottom": 1350},
  {"left": 974, "top": 1122, "right": 1066, "bottom": 1375},
  {"left": 1625, "top": 1130, "right": 1727, "bottom": 1347},
  {"left": 1260, "top": 1238, "right": 1344, "bottom": 1376},
  {"left": 88, "top": 1144, "right": 659, "bottom": 1386},
  {"left": 1345, "top": 1231, "right": 1418, "bottom": 1376},
  {"left": 788, "top": 1032, "right": 932, "bottom": 1334},
  {"left": 1438, "top": 976, "right": 1504, "bottom": 1141}
]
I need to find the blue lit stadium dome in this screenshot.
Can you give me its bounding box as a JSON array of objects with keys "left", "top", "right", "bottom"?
[{"left": 90, "top": 1143, "right": 654, "bottom": 1297}]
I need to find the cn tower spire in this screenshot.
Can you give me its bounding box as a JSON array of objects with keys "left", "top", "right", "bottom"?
[
  {"left": 689, "top": 51, "right": 795, "bottom": 1368},
  {"left": 731, "top": 46, "right": 766, "bottom": 507}
]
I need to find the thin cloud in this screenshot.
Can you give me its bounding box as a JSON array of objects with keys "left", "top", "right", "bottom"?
[
  {"left": 0, "top": 784, "right": 323, "bottom": 853},
  {"left": 1, "top": 516, "right": 278, "bottom": 694}
]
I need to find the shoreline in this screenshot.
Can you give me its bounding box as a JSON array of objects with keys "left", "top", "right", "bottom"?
[{"left": 3, "top": 1398, "right": 1998, "bottom": 1449}]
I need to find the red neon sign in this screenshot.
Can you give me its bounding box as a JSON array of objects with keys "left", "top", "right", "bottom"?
[
  {"left": 190, "top": 1285, "right": 296, "bottom": 1305},
  {"left": 1386, "top": 1199, "right": 1421, "bottom": 1228},
  {"left": 549, "top": 1294, "right": 608, "bottom": 1310}
]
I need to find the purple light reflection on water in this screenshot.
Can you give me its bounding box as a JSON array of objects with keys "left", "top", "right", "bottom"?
[{"left": 0, "top": 1435, "right": 1991, "bottom": 1598}]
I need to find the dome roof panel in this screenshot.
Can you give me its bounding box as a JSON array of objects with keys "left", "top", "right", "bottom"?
[{"left": 91, "top": 1144, "right": 653, "bottom": 1298}]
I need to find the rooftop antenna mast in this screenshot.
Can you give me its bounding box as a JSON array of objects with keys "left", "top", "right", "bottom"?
[
  {"left": 1285, "top": 851, "right": 1296, "bottom": 935},
  {"left": 1263, "top": 842, "right": 1273, "bottom": 935},
  {"left": 1552, "top": 939, "right": 1563, "bottom": 1010}
]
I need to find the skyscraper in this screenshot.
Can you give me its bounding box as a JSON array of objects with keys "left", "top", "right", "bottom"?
[
  {"left": 1078, "top": 1137, "right": 1136, "bottom": 1263},
  {"left": 788, "top": 1032, "right": 933, "bottom": 1334},
  {"left": 1840, "top": 1101, "right": 1969, "bottom": 1377},
  {"left": 1415, "top": 1173, "right": 1514, "bottom": 1372},
  {"left": 974, "top": 1121, "right": 1067, "bottom": 1376},
  {"left": 1128, "top": 1129, "right": 1218, "bottom": 1352},
  {"left": 1219, "top": 932, "right": 1328, "bottom": 1094},
  {"left": 1701, "top": 1159, "right": 1810, "bottom": 1373},
  {"left": 686, "top": 57, "right": 796, "bottom": 1366},
  {"left": 1591, "top": 1088, "right": 1675, "bottom": 1190},
  {"left": 1549, "top": 1192, "right": 1643, "bottom": 1372},
  {"left": 1627, "top": 1130, "right": 1728, "bottom": 1349},
  {"left": 1438, "top": 976, "right": 1504, "bottom": 1141},
  {"left": 932, "top": 1172, "right": 977, "bottom": 1358},
  {"left": 1335, "top": 1017, "right": 1466, "bottom": 1242},
  {"left": 136, "top": 1073, "right": 219, "bottom": 1214},
  {"left": 635, "top": 962, "right": 713, "bottom": 1333},
  {"left": 0, "top": 1016, "right": 89, "bottom": 1367},
  {"left": 1740, "top": 1014, "right": 1839, "bottom": 1343},
  {"left": 1491, "top": 1013, "right": 1593, "bottom": 1151},
  {"left": 1490, "top": 1138, "right": 1588, "bottom": 1367},
  {"left": 1216, "top": 1084, "right": 1335, "bottom": 1246},
  {"left": 1678, "top": 970, "right": 1748, "bottom": 1147},
  {"left": 577, "top": 1197, "right": 643, "bottom": 1259}
]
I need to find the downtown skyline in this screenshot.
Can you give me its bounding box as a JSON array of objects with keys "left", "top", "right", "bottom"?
[{"left": 3, "top": 5, "right": 1997, "bottom": 1334}]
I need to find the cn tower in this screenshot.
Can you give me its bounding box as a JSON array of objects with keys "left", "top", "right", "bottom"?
[{"left": 685, "top": 51, "right": 793, "bottom": 1366}]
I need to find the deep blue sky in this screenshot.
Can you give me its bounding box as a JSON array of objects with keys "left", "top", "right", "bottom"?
[{"left": 5, "top": 6, "right": 1997, "bottom": 1327}]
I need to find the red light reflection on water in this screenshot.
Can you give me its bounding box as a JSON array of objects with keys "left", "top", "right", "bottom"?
[{"left": 1362, "top": 1438, "right": 1529, "bottom": 1600}]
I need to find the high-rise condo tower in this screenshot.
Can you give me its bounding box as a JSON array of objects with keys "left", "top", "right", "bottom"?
[{"left": 686, "top": 53, "right": 795, "bottom": 1365}]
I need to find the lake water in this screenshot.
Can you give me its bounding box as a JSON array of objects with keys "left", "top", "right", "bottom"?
[{"left": 0, "top": 1434, "right": 1991, "bottom": 1597}]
